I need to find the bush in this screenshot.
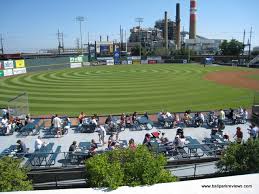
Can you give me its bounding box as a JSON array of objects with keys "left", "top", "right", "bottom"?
[
  {"left": 85, "top": 146, "right": 177, "bottom": 189},
  {"left": 0, "top": 157, "right": 33, "bottom": 192},
  {"left": 216, "top": 139, "right": 259, "bottom": 173}
]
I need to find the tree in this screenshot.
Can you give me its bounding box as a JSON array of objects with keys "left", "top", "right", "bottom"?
[
  {"left": 0, "top": 157, "right": 33, "bottom": 192},
  {"left": 220, "top": 39, "right": 244, "bottom": 56},
  {"left": 216, "top": 139, "right": 259, "bottom": 173},
  {"left": 85, "top": 146, "right": 177, "bottom": 189}
]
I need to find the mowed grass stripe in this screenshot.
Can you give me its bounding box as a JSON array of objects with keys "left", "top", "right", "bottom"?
[{"left": 0, "top": 64, "right": 256, "bottom": 115}]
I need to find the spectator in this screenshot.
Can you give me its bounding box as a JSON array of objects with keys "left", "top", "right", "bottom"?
[
  {"left": 218, "top": 109, "right": 225, "bottom": 121},
  {"left": 151, "top": 131, "right": 160, "bottom": 139},
  {"left": 16, "top": 140, "right": 28, "bottom": 154},
  {"left": 173, "top": 135, "right": 185, "bottom": 148},
  {"left": 243, "top": 109, "right": 248, "bottom": 121},
  {"left": 14, "top": 117, "right": 23, "bottom": 131},
  {"left": 160, "top": 132, "right": 169, "bottom": 144},
  {"left": 53, "top": 114, "right": 62, "bottom": 137},
  {"left": 78, "top": 112, "right": 85, "bottom": 124},
  {"left": 173, "top": 113, "right": 180, "bottom": 128},
  {"left": 1, "top": 116, "right": 8, "bottom": 127},
  {"left": 24, "top": 114, "right": 32, "bottom": 126},
  {"left": 120, "top": 113, "right": 126, "bottom": 127},
  {"left": 34, "top": 136, "right": 45, "bottom": 151},
  {"left": 233, "top": 127, "right": 243, "bottom": 144},
  {"left": 2, "top": 108, "right": 8, "bottom": 117},
  {"left": 223, "top": 133, "right": 230, "bottom": 141},
  {"left": 248, "top": 124, "right": 258, "bottom": 140},
  {"left": 132, "top": 112, "right": 137, "bottom": 123},
  {"left": 129, "top": 138, "right": 137, "bottom": 150},
  {"left": 69, "top": 141, "right": 78, "bottom": 152},
  {"left": 89, "top": 139, "right": 98, "bottom": 155},
  {"left": 108, "top": 134, "right": 116, "bottom": 149},
  {"left": 97, "top": 124, "right": 106, "bottom": 146},
  {"left": 105, "top": 115, "right": 112, "bottom": 125},
  {"left": 143, "top": 112, "right": 149, "bottom": 120},
  {"left": 143, "top": 133, "right": 152, "bottom": 150}
]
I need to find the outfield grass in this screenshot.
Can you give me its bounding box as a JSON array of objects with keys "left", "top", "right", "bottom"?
[{"left": 0, "top": 64, "right": 257, "bottom": 116}]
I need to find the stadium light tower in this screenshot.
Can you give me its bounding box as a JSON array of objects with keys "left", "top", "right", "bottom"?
[
  {"left": 135, "top": 17, "right": 143, "bottom": 58},
  {"left": 76, "top": 16, "right": 85, "bottom": 55}
]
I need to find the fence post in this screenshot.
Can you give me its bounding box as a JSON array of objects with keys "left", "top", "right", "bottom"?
[{"left": 194, "top": 164, "right": 197, "bottom": 178}]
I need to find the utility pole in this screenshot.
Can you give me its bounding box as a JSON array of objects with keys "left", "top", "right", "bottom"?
[
  {"left": 0, "top": 34, "right": 4, "bottom": 54},
  {"left": 76, "top": 16, "right": 85, "bottom": 55},
  {"left": 248, "top": 27, "right": 253, "bottom": 60},
  {"left": 57, "top": 29, "right": 64, "bottom": 54},
  {"left": 135, "top": 17, "right": 143, "bottom": 58}
]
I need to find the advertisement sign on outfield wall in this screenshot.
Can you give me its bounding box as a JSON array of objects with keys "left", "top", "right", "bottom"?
[
  {"left": 70, "top": 63, "right": 82, "bottom": 68},
  {"left": 106, "top": 60, "right": 114, "bottom": 65},
  {"left": 15, "top": 60, "right": 26, "bottom": 68},
  {"left": 13, "top": 68, "right": 27, "bottom": 75},
  {"left": 70, "top": 56, "right": 83, "bottom": 63},
  {"left": 3, "top": 69, "right": 13, "bottom": 76},
  {"left": 0, "top": 70, "right": 3, "bottom": 77},
  {"left": 4, "top": 60, "right": 14, "bottom": 69},
  {"left": 127, "top": 60, "right": 132, "bottom": 64}
]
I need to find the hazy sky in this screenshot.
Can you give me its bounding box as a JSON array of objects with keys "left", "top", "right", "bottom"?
[{"left": 1, "top": 0, "right": 259, "bottom": 53}]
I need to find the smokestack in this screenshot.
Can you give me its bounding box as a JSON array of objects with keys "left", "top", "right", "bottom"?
[
  {"left": 176, "top": 3, "right": 181, "bottom": 49},
  {"left": 164, "top": 11, "right": 168, "bottom": 50},
  {"left": 189, "top": 0, "right": 197, "bottom": 39}
]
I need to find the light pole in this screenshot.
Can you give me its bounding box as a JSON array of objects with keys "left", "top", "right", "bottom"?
[
  {"left": 76, "top": 16, "right": 85, "bottom": 55},
  {"left": 135, "top": 17, "right": 143, "bottom": 59}
]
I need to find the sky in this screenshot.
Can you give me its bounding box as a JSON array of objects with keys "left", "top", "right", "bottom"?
[{"left": 0, "top": 0, "right": 259, "bottom": 53}]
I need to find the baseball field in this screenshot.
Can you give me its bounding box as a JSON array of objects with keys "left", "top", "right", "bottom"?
[{"left": 0, "top": 64, "right": 258, "bottom": 116}]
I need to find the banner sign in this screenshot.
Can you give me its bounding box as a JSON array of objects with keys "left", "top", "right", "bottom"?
[
  {"left": 106, "top": 60, "right": 114, "bottom": 65},
  {"left": 97, "top": 57, "right": 113, "bottom": 61},
  {"left": 148, "top": 60, "right": 157, "bottom": 64},
  {"left": 15, "top": 60, "right": 26, "bottom": 68},
  {"left": 114, "top": 50, "right": 120, "bottom": 64},
  {"left": 3, "top": 69, "right": 13, "bottom": 76},
  {"left": 89, "top": 44, "right": 96, "bottom": 61},
  {"left": 122, "top": 60, "right": 128, "bottom": 64},
  {"left": 147, "top": 56, "right": 162, "bottom": 61},
  {"left": 141, "top": 60, "right": 148, "bottom": 64},
  {"left": 4, "top": 60, "right": 14, "bottom": 69},
  {"left": 100, "top": 45, "right": 109, "bottom": 53},
  {"left": 70, "top": 56, "right": 83, "bottom": 63},
  {"left": 132, "top": 60, "right": 140, "bottom": 64},
  {"left": 127, "top": 60, "right": 132, "bottom": 64},
  {"left": 0, "top": 70, "right": 3, "bottom": 77},
  {"left": 70, "top": 63, "right": 82, "bottom": 68},
  {"left": 13, "top": 68, "right": 27, "bottom": 75}
]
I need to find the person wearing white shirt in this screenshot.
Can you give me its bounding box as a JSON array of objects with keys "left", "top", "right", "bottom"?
[
  {"left": 34, "top": 136, "right": 45, "bottom": 151},
  {"left": 53, "top": 114, "right": 62, "bottom": 137},
  {"left": 243, "top": 109, "right": 248, "bottom": 120},
  {"left": 97, "top": 125, "right": 106, "bottom": 146},
  {"left": 219, "top": 109, "right": 225, "bottom": 120},
  {"left": 248, "top": 124, "right": 258, "bottom": 140}
]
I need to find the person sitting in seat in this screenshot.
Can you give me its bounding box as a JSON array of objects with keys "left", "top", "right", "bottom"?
[
  {"left": 132, "top": 112, "right": 137, "bottom": 124},
  {"left": 24, "top": 114, "right": 32, "bottom": 126},
  {"left": 223, "top": 133, "right": 230, "bottom": 141},
  {"left": 14, "top": 117, "right": 23, "bottom": 131},
  {"left": 183, "top": 111, "right": 192, "bottom": 126},
  {"left": 143, "top": 133, "right": 152, "bottom": 150},
  {"left": 34, "top": 136, "right": 46, "bottom": 151},
  {"left": 89, "top": 139, "right": 98, "bottom": 155},
  {"left": 176, "top": 127, "right": 184, "bottom": 137},
  {"left": 173, "top": 113, "right": 180, "bottom": 128},
  {"left": 108, "top": 134, "right": 116, "bottom": 149},
  {"left": 120, "top": 113, "right": 126, "bottom": 128},
  {"left": 69, "top": 141, "right": 78, "bottom": 153},
  {"left": 160, "top": 132, "right": 169, "bottom": 144},
  {"left": 105, "top": 115, "right": 112, "bottom": 125},
  {"left": 129, "top": 138, "right": 137, "bottom": 150},
  {"left": 78, "top": 112, "right": 85, "bottom": 124},
  {"left": 16, "top": 140, "right": 28, "bottom": 154},
  {"left": 173, "top": 135, "right": 185, "bottom": 148},
  {"left": 243, "top": 109, "right": 248, "bottom": 121}
]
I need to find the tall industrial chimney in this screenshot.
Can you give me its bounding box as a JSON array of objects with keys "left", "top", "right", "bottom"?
[
  {"left": 189, "top": 0, "right": 197, "bottom": 39},
  {"left": 164, "top": 11, "right": 168, "bottom": 50},
  {"left": 176, "top": 3, "right": 181, "bottom": 49}
]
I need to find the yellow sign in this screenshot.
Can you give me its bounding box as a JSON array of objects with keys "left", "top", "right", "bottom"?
[{"left": 15, "top": 60, "right": 25, "bottom": 68}]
